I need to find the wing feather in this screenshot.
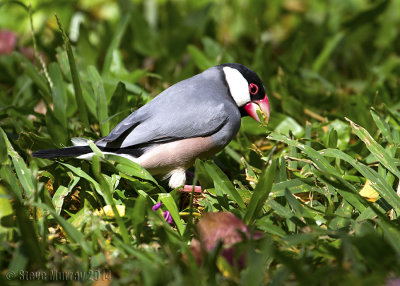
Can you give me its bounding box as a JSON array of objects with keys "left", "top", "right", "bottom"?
[{"left": 96, "top": 67, "right": 235, "bottom": 149}]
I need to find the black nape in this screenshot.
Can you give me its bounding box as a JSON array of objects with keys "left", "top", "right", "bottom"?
[{"left": 239, "top": 105, "right": 248, "bottom": 117}]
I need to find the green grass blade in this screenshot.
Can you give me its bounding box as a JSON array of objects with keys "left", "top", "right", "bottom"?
[
  {"left": 0, "top": 129, "right": 36, "bottom": 199},
  {"left": 370, "top": 108, "right": 393, "bottom": 144},
  {"left": 204, "top": 161, "right": 246, "bottom": 208},
  {"left": 267, "top": 200, "right": 306, "bottom": 228},
  {"left": 244, "top": 159, "right": 276, "bottom": 224},
  {"left": 45, "top": 110, "right": 69, "bottom": 146},
  {"left": 268, "top": 132, "right": 367, "bottom": 211},
  {"left": 0, "top": 157, "right": 44, "bottom": 267},
  {"left": 0, "top": 185, "right": 13, "bottom": 231},
  {"left": 112, "top": 236, "right": 161, "bottom": 265},
  {"left": 342, "top": 0, "right": 390, "bottom": 30},
  {"left": 52, "top": 185, "right": 69, "bottom": 215},
  {"left": 268, "top": 132, "right": 359, "bottom": 192},
  {"left": 88, "top": 65, "right": 109, "bottom": 136},
  {"left": 13, "top": 199, "right": 44, "bottom": 267},
  {"left": 346, "top": 117, "right": 400, "bottom": 179},
  {"left": 284, "top": 189, "right": 315, "bottom": 222},
  {"left": 0, "top": 133, "right": 9, "bottom": 165},
  {"left": 187, "top": 45, "right": 215, "bottom": 70},
  {"left": 60, "top": 162, "right": 108, "bottom": 203},
  {"left": 268, "top": 132, "right": 338, "bottom": 175},
  {"left": 106, "top": 154, "right": 164, "bottom": 191},
  {"left": 316, "top": 171, "right": 367, "bottom": 212},
  {"left": 271, "top": 179, "right": 312, "bottom": 197},
  {"left": 378, "top": 219, "right": 400, "bottom": 256},
  {"left": 13, "top": 52, "right": 51, "bottom": 101},
  {"left": 7, "top": 244, "right": 29, "bottom": 274},
  {"left": 312, "top": 32, "right": 345, "bottom": 73},
  {"left": 0, "top": 166, "right": 24, "bottom": 202},
  {"left": 102, "top": 11, "right": 132, "bottom": 77},
  {"left": 91, "top": 155, "right": 130, "bottom": 243},
  {"left": 159, "top": 193, "right": 185, "bottom": 236},
  {"left": 130, "top": 195, "right": 147, "bottom": 240},
  {"left": 48, "top": 62, "right": 68, "bottom": 128},
  {"left": 34, "top": 202, "right": 92, "bottom": 254},
  {"left": 55, "top": 15, "right": 89, "bottom": 128},
  {"left": 88, "top": 141, "right": 104, "bottom": 158},
  {"left": 320, "top": 148, "right": 400, "bottom": 213}
]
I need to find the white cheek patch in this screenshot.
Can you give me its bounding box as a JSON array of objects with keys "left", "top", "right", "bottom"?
[{"left": 223, "top": 66, "right": 251, "bottom": 107}]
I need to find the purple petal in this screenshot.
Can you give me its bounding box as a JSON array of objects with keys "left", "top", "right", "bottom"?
[
  {"left": 152, "top": 201, "right": 162, "bottom": 211},
  {"left": 163, "top": 211, "right": 173, "bottom": 224},
  {"left": 222, "top": 248, "right": 246, "bottom": 269}
]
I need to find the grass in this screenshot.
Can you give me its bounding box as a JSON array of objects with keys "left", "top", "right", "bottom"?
[{"left": 1, "top": 0, "right": 400, "bottom": 285}]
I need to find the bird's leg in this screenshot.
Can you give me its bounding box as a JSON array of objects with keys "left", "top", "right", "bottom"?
[
  {"left": 178, "top": 170, "right": 203, "bottom": 193},
  {"left": 179, "top": 185, "right": 203, "bottom": 194}
]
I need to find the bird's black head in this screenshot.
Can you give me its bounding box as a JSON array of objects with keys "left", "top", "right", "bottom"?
[
  {"left": 220, "top": 63, "right": 270, "bottom": 123},
  {"left": 222, "top": 63, "right": 266, "bottom": 101}
]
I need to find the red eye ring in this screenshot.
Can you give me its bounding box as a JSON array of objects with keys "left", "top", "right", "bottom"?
[{"left": 249, "top": 83, "right": 258, "bottom": 95}]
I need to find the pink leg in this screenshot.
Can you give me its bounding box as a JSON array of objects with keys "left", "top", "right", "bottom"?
[{"left": 179, "top": 185, "right": 203, "bottom": 194}]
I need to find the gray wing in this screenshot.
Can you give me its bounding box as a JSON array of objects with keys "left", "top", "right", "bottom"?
[{"left": 96, "top": 67, "right": 240, "bottom": 149}]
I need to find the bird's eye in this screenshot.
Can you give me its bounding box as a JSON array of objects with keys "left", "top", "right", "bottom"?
[{"left": 249, "top": 83, "right": 258, "bottom": 95}]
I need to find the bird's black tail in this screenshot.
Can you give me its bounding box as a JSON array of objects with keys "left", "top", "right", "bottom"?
[{"left": 32, "top": 146, "right": 93, "bottom": 159}]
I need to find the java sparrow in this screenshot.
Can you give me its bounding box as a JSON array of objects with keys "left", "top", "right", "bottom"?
[{"left": 33, "top": 63, "right": 270, "bottom": 189}]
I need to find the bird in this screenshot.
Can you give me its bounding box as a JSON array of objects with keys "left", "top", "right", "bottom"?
[{"left": 33, "top": 63, "right": 270, "bottom": 189}]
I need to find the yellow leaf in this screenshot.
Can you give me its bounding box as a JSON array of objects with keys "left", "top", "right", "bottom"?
[
  {"left": 216, "top": 256, "right": 234, "bottom": 279},
  {"left": 359, "top": 179, "right": 379, "bottom": 202},
  {"left": 96, "top": 205, "right": 125, "bottom": 218}
]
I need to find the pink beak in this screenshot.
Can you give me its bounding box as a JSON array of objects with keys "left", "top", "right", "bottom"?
[{"left": 244, "top": 94, "right": 270, "bottom": 124}]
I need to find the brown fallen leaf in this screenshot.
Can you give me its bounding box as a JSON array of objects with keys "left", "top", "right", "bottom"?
[{"left": 189, "top": 212, "right": 262, "bottom": 269}]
